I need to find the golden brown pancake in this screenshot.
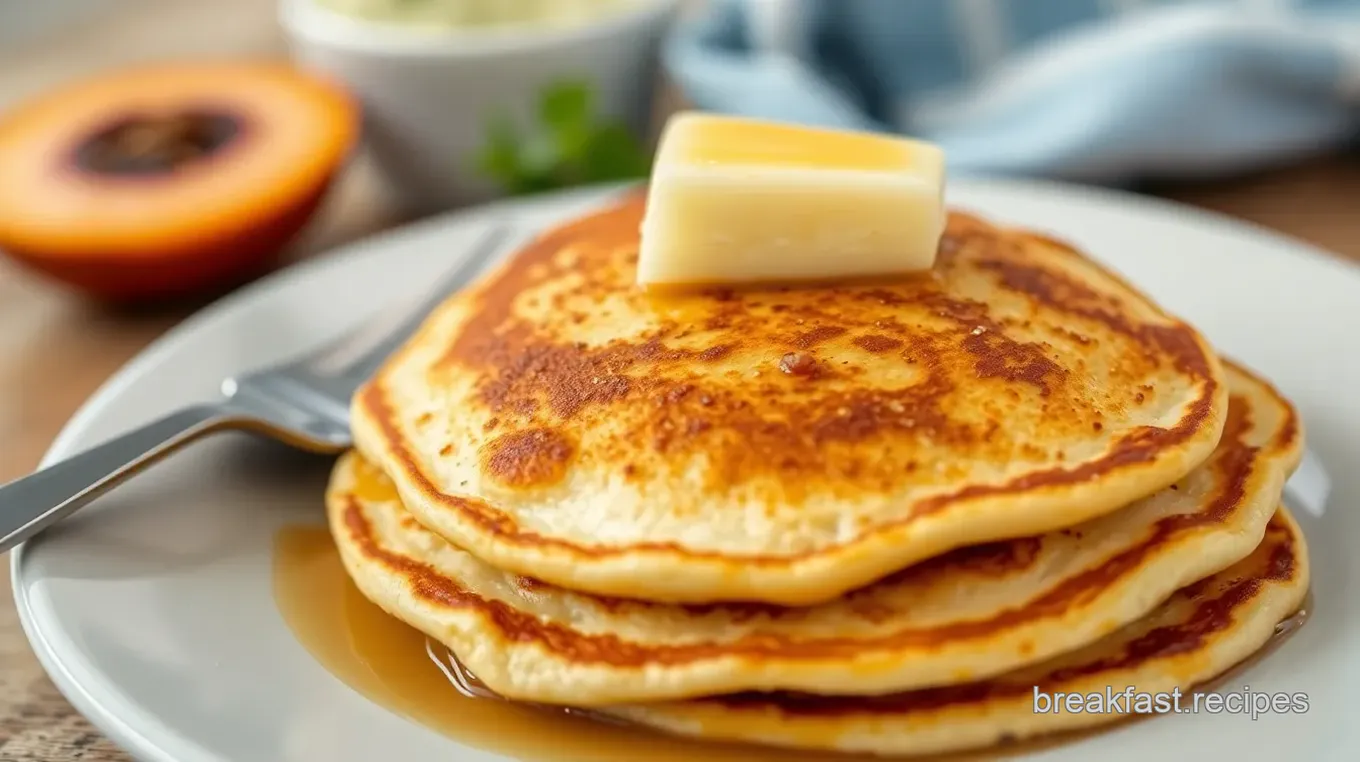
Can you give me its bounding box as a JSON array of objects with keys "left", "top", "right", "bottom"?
[
  {"left": 327, "top": 362, "right": 1297, "bottom": 705},
  {"left": 606, "top": 507, "right": 1309, "bottom": 757},
  {"left": 351, "top": 195, "right": 1228, "bottom": 605}
]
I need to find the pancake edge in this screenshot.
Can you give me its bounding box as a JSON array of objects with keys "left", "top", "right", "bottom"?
[{"left": 602, "top": 505, "right": 1311, "bottom": 757}]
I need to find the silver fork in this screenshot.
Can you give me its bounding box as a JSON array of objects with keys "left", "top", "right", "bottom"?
[{"left": 0, "top": 222, "right": 516, "bottom": 555}]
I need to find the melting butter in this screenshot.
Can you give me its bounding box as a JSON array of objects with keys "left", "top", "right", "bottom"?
[{"left": 637, "top": 112, "right": 946, "bottom": 290}]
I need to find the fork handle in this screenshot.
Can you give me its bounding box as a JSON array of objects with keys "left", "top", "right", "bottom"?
[{"left": 0, "top": 404, "right": 243, "bottom": 554}]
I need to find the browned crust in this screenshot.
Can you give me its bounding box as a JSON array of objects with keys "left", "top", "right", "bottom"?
[
  {"left": 339, "top": 369, "right": 1294, "bottom": 667},
  {"left": 482, "top": 428, "right": 574, "bottom": 489},
  {"left": 356, "top": 195, "right": 1225, "bottom": 569}
]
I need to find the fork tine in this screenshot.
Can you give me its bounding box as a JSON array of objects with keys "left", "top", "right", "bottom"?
[{"left": 302, "top": 222, "right": 517, "bottom": 379}]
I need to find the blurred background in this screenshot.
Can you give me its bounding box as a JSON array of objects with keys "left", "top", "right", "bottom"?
[{"left": 0, "top": 0, "right": 1358, "bottom": 757}]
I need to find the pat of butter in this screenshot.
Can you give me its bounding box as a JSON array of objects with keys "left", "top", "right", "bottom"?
[{"left": 637, "top": 112, "right": 946, "bottom": 289}]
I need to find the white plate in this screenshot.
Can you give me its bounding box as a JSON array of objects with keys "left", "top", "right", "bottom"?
[{"left": 11, "top": 179, "right": 1359, "bottom": 762}]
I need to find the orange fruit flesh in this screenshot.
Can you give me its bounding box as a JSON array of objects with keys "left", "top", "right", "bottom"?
[{"left": 0, "top": 61, "right": 358, "bottom": 298}]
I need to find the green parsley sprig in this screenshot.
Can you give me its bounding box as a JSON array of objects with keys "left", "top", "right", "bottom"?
[{"left": 476, "top": 80, "right": 652, "bottom": 195}]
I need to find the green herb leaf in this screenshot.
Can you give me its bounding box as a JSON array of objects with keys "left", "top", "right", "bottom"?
[
  {"left": 583, "top": 122, "right": 652, "bottom": 182},
  {"left": 475, "top": 114, "right": 522, "bottom": 186},
  {"left": 475, "top": 78, "right": 651, "bottom": 196},
  {"left": 539, "top": 80, "right": 592, "bottom": 134}
]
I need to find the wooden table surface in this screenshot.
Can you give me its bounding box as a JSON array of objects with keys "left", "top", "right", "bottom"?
[{"left": 2, "top": 1, "right": 1360, "bottom": 759}]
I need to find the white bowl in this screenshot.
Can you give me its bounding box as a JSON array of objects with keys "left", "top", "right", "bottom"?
[{"left": 279, "top": 0, "right": 679, "bottom": 212}]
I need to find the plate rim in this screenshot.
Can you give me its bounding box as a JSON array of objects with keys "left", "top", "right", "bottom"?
[{"left": 11, "top": 175, "right": 1360, "bottom": 762}]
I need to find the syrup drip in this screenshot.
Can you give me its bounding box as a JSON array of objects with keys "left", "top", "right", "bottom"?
[
  {"left": 428, "top": 640, "right": 496, "bottom": 700},
  {"left": 428, "top": 643, "right": 637, "bottom": 728},
  {"left": 1273, "top": 596, "right": 1311, "bottom": 639}
]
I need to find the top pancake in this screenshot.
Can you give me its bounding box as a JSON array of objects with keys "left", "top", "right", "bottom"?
[{"left": 352, "top": 193, "right": 1228, "bottom": 605}]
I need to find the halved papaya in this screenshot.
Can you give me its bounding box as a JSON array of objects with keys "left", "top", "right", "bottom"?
[{"left": 0, "top": 61, "right": 359, "bottom": 301}]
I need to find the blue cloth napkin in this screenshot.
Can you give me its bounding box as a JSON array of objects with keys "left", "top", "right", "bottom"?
[{"left": 665, "top": 0, "right": 1360, "bottom": 182}]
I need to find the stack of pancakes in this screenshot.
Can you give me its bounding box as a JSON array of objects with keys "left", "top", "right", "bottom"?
[{"left": 328, "top": 194, "right": 1309, "bottom": 757}]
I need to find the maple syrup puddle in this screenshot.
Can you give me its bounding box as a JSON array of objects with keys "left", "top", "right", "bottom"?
[{"left": 272, "top": 526, "right": 1310, "bottom": 761}]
